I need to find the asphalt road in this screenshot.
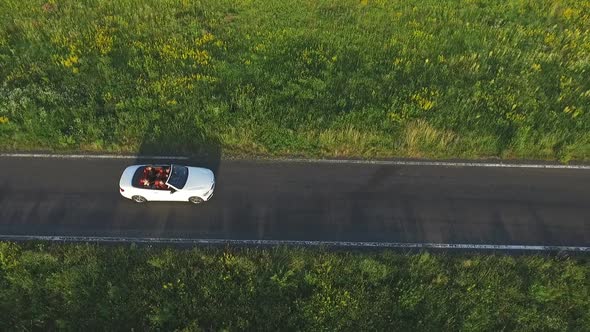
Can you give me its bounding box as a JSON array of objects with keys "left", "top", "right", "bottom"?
[{"left": 0, "top": 156, "right": 589, "bottom": 246}]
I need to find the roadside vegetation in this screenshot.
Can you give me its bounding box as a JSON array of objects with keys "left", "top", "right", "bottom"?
[
  {"left": 0, "top": 242, "right": 589, "bottom": 331},
  {"left": 1, "top": 0, "right": 589, "bottom": 160}
]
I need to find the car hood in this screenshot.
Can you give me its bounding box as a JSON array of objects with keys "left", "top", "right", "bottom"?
[{"left": 184, "top": 167, "right": 215, "bottom": 190}]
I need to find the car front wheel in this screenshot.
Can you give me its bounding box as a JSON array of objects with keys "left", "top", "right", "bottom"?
[
  {"left": 132, "top": 195, "right": 147, "bottom": 203},
  {"left": 189, "top": 196, "right": 204, "bottom": 204}
]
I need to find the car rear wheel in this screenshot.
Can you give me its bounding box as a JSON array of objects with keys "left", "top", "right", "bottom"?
[
  {"left": 189, "top": 196, "right": 204, "bottom": 204},
  {"left": 132, "top": 195, "right": 147, "bottom": 203}
]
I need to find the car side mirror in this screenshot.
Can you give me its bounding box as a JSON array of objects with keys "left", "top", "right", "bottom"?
[{"left": 170, "top": 188, "right": 177, "bottom": 194}]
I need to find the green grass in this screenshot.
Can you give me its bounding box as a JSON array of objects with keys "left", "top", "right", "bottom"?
[
  {"left": 1, "top": 242, "right": 589, "bottom": 331},
  {"left": 1, "top": 0, "right": 589, "bottom": 161}
]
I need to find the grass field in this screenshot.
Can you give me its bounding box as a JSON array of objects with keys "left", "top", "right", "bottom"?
[
  {"left": 1, "top": 0, "right": 589, "bottom": 160},
  {"left": 1, "top": 242, "right": 589, "bottom": 331}
]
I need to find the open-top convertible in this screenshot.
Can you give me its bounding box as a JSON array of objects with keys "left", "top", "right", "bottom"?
[{"left": 119, "top": 164, "right": 215, "bottom": 204}]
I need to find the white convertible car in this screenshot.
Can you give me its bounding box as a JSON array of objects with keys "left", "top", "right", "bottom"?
[{"left": 119, "top": 164, "right": 215, "bottom": 204}]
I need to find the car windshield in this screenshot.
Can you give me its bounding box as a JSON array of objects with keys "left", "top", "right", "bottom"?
[{"left": 166, "top": 165, "right": 189, "bottom": 189}]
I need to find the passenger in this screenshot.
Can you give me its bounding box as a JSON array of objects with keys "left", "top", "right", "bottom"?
[
  {"left": 154, "top": 179, "right": 167, "bottom": 189},
  {"left": 156, "top": 167, "right": 166, "bottom": 179},
  {"left": 140, "top": 178, "right": 150, "bottom": 187}
]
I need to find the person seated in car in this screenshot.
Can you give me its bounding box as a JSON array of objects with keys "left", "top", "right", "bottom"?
[
  {"left": 154, "top": 179, "right": 167, "bottom": 189},
  {"left": 140, "top": 178, "right": 150, "bottom": 187},
  {"left": 156, "top": 167, "right": 166, "bottom": 179}
]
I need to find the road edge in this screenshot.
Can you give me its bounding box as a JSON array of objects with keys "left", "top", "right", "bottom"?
[
  {"left": 1, "top": 235, "right": 589, "bottom": 252},
  {"left": 2, "top": 152, "right": 590, "bottom": 169}
]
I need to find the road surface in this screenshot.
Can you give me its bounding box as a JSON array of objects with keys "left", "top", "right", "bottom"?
[{"left": 0, "top": 156, "right": 589, "bottom": 247}]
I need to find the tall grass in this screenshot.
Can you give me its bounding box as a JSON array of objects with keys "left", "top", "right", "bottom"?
[
  {"left": 1, "top": 0, "right": 589, "bottom": 160},
  {"left": 1, "top": 242, "right": 589, "bottom": 331}
]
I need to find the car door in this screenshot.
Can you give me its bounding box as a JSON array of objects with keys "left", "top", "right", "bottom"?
[
  {"left": 139, "top": 188, "right": 163, "bottom": 201},
  {"left": 159, "top": 188, "right": 179, "bottom": 201},
  {"left": 147, "top": 188, "right": 177, "bottom": 201}
]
